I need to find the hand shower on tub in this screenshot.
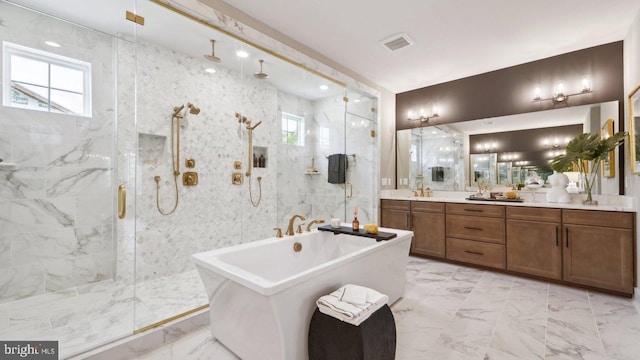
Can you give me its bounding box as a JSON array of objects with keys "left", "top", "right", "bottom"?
[
  {"left": 236, "top": 113, "right": 263, "bottom": 207},
  {"left": 154, "top": 103, "right": 200, "bottom": 215}
]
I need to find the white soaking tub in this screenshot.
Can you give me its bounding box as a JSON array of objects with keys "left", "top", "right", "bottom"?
[{"left": 192, "top": 227, "right": 412, "bottom": 360}]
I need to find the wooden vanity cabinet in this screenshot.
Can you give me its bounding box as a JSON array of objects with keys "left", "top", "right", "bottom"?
[
  {"left": 380, "top": 200, "right": 410, "bottom": 230},
  {"left": 445, "top": 203, "right": 506, "bottom": 269},
  {"left": 410, "top": 201, "right": 445, "bottom": 258},
  {"left": 562, "top": 210, "right": 634, "bottom": 294},
  {"left": 506, "top": 207, "right": 562, "bottom": 280}
]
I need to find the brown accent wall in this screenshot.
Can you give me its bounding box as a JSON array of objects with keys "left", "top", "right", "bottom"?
[
  {"left": 396, "top": 41, "right": 625, "bottom": 193},
  {"left": 396, "top": 41, "right": 624, "bottom": 131}
]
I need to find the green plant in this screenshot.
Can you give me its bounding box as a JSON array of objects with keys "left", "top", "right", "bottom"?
[{"left": 550, "top": 132, "right": 627, "bottom": 203}]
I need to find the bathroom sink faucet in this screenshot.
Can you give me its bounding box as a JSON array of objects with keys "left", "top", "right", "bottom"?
[
  {"left": 286, "top": 214, "right": 306, "bottom": 236},
  {"left": 306, "top": 219, "right": 325, "bottom": 231}
]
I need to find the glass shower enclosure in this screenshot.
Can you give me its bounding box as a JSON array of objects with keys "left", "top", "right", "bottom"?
[{"left": 0, "top": 0, "right": 379, "bottom": 357}]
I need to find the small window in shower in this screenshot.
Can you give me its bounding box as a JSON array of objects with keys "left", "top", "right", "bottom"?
[
  {"left": 281, "top": 112, "right": 305, "bottom": 146},
  {"left": 2, "top": 41, "right": 92, "bottom": 117}
]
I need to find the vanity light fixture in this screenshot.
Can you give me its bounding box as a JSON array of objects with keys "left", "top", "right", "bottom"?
[
  {"left": 407, "top": 106, "right": 439, "bottom": 123},
  {"left": 542, "top": 137, "right": 566, "bottom": 148},
  {"left": 319, "top": 85, "right": 329, "bottom": 90},
  {"left": 533, "top": 78, "right": 592, "bottom": 105},
  {"left": 476, "top": 142, "right": 497, "bottom": 152},
  {"left": 236, "top": 50, "right": 249, "bottom": 58}
]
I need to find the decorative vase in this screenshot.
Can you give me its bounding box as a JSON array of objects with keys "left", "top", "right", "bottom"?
[
  {"left": 546, "top": 172, "right": 570, "bottom": 203},
  {"left": 581, "top": 163, "right": 599, "bottom": 205}
]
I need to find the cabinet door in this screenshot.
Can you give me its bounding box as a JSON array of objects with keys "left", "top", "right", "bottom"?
[
  {"left": 412, "top": 212, "right": 445, "bottom": 258},
  {"left": 507, "top": 220, "right": 561, "bottom": 280},
  {"left": 563, "top": 224, "right": 634, "bottom": 294},
  {"left": 380, "top": 209, "right": 410, "bottom": 230}
]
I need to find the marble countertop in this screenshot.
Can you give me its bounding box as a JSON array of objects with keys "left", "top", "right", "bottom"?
[{"left": 381, "top": 190, "right": 637, "bottom": 212}]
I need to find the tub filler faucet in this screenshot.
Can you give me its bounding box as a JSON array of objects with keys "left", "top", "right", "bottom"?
[
  {"left": 286, "top": 214, "right": 306, "bottom": 236},
  {"left": 306, "top": 219, "right": 325, "bottom": 231}
]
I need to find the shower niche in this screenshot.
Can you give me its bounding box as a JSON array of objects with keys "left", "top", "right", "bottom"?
[
  {"left": 253, "top": 146, "right": 268, "bottom": 168},
  {"left": 139, "top": 133, "right": 166, "bottom": 167}
]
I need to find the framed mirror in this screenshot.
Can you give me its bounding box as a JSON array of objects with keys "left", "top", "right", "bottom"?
[
  {"left": 629, "top": 84, "right": 640, "bottom": 174},
  {"left": 601, "top": 119, "right": 615, "bottom": 177}
]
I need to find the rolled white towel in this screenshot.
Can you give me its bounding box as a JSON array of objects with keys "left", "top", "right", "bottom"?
[{"left": 340, "top": 284, "right": 388, "bottom": 307}]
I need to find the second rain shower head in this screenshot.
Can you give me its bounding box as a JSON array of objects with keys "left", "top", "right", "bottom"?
[
  {"left": 203, "top": 39, "right": 221, "bottom": 63},
  {"left": 187, "top": 103, "right": 200, "bottom": 115},
  {"left": 253, "top": 59, "right": 269, "bottom": 79}
]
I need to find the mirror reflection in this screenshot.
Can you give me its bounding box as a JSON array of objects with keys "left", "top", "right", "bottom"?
[{"left": 397, "top": 101, "right": 619, "bottom": 192}]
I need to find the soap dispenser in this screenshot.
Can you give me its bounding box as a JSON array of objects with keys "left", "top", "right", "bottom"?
[{"left": 352, "top": 206, "right": 360, "bottom": 232}]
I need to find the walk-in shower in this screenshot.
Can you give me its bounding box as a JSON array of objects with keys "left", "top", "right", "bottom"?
[
  {"left": 155, "top": 102, "right": 200, "bottom": 215},
  {"left": 0, "top": 1, "right": 378, "bottom": 358}
]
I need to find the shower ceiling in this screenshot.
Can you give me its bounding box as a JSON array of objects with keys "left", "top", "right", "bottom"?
[{"left": 8, "top": 0, "right": 347, "bottom": 100}]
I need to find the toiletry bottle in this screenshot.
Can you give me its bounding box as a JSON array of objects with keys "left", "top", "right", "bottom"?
[
  {"left": 259, "top": 154, "right": 265, "bottom": 168},
  {"left": 253, "top": 153, "right": 258, "bottom": 168},
  {"left": 352, "top": 206, "right": 359, "bottom": 232}
]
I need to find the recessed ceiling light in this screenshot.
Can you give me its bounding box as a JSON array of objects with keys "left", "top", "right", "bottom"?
[
  {"left": 204, "top": 68, "right": 216, "bottom": 74},
  {"left": 45, "top": 41, "right": 61, "bottom": 48},
  {"left": 319, "top": 85, "right": 329, "bottom": 90},
  {"left": 354, "top": 99, "right": 361, "bottom": 103},
  {"left": 236, "top": 50, "right": 249, "bottom": 58}
]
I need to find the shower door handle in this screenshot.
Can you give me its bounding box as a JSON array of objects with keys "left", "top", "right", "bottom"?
[
  {"left": 118, "top": 184, "right": 127, "bottom": 219},
  {"left": 346, "top": 182, "right": 353, "bottom": 198}
]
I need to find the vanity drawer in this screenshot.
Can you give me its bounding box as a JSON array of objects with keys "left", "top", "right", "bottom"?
[
  {"left": 446, "top": 214, "right": 505, "bottom": 244},
  {"left": 380, "top": 199, "right": 410, "bottom": 211},
  {"left": 446, "top": 203, "right": 505, "bottom": 218},
  {"left": 446, "top": 238, "right": 505, "bottom": 269},
  {"left": 563, "top": 209, "right": 634, "bottom": 229},
  {"left": 411, "top": 201, "right": 445, "bottom": 213},
  {"left": 507, "top": 206, "right": 561, "bottom": 223}
]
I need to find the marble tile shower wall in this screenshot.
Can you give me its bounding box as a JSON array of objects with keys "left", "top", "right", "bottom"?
[
  {"left": 276, "top": 90, "right": 378, "bottom": 230},
  {"left": 0, "top": 4, "right": 116, "bottom": 303},
  {"left": 123, "top": 39, "right": 280, "bottom": 282}
]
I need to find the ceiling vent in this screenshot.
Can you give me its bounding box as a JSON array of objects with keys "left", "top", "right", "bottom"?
[{"left": 380, "top": 33, "right": 414, "bottom": 52}]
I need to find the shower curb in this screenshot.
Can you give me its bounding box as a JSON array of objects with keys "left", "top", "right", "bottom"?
[{"left": 67, "top": 309, "right": 209, "bottom": 360}]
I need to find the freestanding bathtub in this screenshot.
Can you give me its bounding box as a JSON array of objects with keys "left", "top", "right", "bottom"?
[{"left": 192, "top": 226, "right": 412, "bottom": 360}]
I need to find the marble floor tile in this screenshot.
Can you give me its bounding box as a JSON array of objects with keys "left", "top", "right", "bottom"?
[
  {"left": 6, "top": 256, "right": 640, "bottom": 360},
  {"left": 103, "top": 257, "right": 640, "bottom": 360},
  {"left": 134, "top": 327, "right": 239, "bottom": 360},
  {"left": 0, "top": 270, "right": 207, "bottom": 358}
]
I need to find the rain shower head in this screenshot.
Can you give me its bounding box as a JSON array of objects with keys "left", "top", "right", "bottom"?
[
  {"left": 253, "top": 59, "right": 269, "bottom": 79},
  {"left": 203, "top": 39, "right": 221, "bottom": 63},
  {"left": 187, "top": 103, "right": 200, "bottom": 115}
]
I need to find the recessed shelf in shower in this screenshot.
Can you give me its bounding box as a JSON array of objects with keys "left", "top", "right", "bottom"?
[{"left": 253, "top": 146, "right": 267, "bottom": 168}]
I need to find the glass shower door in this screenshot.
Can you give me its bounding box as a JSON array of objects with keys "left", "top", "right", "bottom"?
[
  {"left": 344, "top": 90, "right": 378, "bottom": 225},
  {"left": 0, "top": 0, "right": 138, "bottom": 357}
]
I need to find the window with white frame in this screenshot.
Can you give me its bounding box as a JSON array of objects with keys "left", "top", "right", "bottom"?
[
  {"left": 3, "top": 41, "right": 92, "bottom": 117},
  {"left": 281, "top": 112, "right": 305, "bottom": 146}
]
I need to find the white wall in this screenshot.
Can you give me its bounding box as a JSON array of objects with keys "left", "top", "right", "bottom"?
[{"left": 623, "top": 7, "right": 640, "bottom": 285}]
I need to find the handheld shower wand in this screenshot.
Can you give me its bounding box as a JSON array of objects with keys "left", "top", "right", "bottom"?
[
  {"left": 238, "top": 113, "right": 263, "bottom": 207},
  {"left": 155, "top": 103, "right": 200, "bottom": 215}
]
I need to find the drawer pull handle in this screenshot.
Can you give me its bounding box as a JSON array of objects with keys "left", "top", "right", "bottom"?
[
  {"left": 555, "top": 226, "right": 559, "bottom": 247},
  {"left": 565, "top": 227, "right": 569, "bottom": 248},
  {"left": 464, "top": 226, "right": 483, "bottom": 231},
  {"left": 464, "top": 250, "right": 484, "bottom": 256},
  {"left": 463, "top": 208, "right": 483, "bottom": 212}
]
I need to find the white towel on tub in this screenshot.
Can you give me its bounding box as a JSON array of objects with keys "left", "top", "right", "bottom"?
[{"left": 316, "top": 284, "right": 388, "bottom": 326}]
